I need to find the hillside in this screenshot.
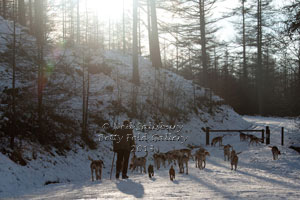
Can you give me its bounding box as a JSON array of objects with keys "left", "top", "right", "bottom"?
[
  {"left": 1, "top": 12, "right": 300, "bottom": 200},
  {"left": 0, "top": 15, "right": 253, "bottom": 196}
]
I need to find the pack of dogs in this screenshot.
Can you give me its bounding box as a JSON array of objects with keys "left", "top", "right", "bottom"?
[{"left": 88, "top": 134, "right": 282, "bottom": 181}]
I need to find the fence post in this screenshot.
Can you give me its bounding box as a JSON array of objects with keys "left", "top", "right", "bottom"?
[
  {"left": 206, "top": 127, "right": 210, "bottom": 146},
  {"left": 281, "top": 127, "right": 284, "bottom": 146},
  {"left": 266, "top": 126, "right": 270, "bottom": 145},
  {"left": 261, "top": 129, "right": 264, "bottom": 143}
]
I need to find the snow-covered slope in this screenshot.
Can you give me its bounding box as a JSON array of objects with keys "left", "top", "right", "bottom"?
[{"left": 0, "top": 15, "right": 252, "bottom": 198}]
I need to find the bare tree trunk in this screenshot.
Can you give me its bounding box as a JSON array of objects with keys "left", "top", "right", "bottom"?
[
  {"left": 35, "top": 0, "right": 44, "bottom": 140},
  {"left": 150, "top": 0, "right": 162, "bottom": 69},
  {"left": 224, "top": 48, "right": 229, "bottom": 100},
  {"left": 199, "top": 0, "right": 207, "bottom": 87},
  {"left": 3, "top": 0, "right": 7, "bottom": 19},
  {"left": 82, "top": 56, "right": 86, "bottom": 137},
  {"left": 109, "top": 18, "right": 111, "bottom": 50},
  {"left": 95, "top": 15, "right": 99, "bottom": 46},
  {"left": 138, "top": 6, "right": 142, "bottom": 55},
  {"left": 18, "top": 0, "right": 26, "bottom": 26},
  {"left": 116, "top": 70, "right": 122, "bottom": 104},
  {"left": 77, "top": 0, "right": 80, "bottom": 44},
  {"left": 297, "top": 41, "right": 300, "bottom": 112},
  {"left": 213, "top": 46, "right": 217, "bottom": 89},
  {"left": 70, "top": 0, "right": 75, "bottom": 44},
  {"left": 283, "top": 52, "right": 288, "bottom": 95},
  {"left": 298, "top": 41, "right": 300, "bottom": 92},
  {"left": 122, "top": 0, "right": 126, "bottom": 54},
  {"left": 257, "top": 0, "right": 263, "bottom": 115},
  {"left": 162, "top": 69, "right": 166, "bottom": 109},
  {"left": 85, "top": 0, "right": 88, "bottom": 43},
  {"left": 62, "top": 0, "right": 66, "bottom": 41},
  {"left": 147, "top": 0, "right": 154, "bottom": 63},
  {"left": 242, "top": 0, "right": 247, "bottom": 80},
  {"left": 132, "top": 0, "right": 140, "bottom": 114},
  {"left": 132, "top": 0, "right": 139, "bottom": 85},
  {"left": 176, "top": 33, "right": 179, "bottom": 72},
  {"left": 28, "top": 0, "right": 33, "bottom": 33},
  {"left": 10, "top": 0, "right": 17, "bottom": 149},
  {"left": 85, "top": 69, "right": 90, "bottom": 134}
]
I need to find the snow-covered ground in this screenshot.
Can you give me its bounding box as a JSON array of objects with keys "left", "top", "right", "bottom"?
[{"left": 1, "top": 116, "right": 300, "bottom": 200}]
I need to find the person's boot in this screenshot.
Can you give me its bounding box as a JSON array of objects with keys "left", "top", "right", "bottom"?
[
  {"left": 116, "top": 173, "right": 120, "bottom": 179},
  {"left": 122, "top": 174, "right": 129, "bottom": 179}
]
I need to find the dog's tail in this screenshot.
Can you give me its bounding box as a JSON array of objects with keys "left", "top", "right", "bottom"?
[
  {"left": 236, "top": 152, "right": 242, "bottom": 155},
  {"left": 268, "top": 146, "right": 274, "bottom": 149},
  {"left": 88, "top": 156, "right": 94, "bottom": 162}
]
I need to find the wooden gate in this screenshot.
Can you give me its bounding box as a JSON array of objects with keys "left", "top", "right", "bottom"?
[{"left": 201, "top": 126, "right": 274, "bottom": 146}]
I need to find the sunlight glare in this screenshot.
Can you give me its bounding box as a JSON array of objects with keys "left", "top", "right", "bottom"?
[{"left": 89, "top": 0, "right": 128, "bottom": 20}]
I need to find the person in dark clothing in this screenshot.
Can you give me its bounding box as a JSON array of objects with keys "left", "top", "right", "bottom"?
[{"left": 113, "top": 120, "right": 135, "bottom": 179}]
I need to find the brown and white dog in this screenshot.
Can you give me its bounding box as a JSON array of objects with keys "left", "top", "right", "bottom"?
[
  {"left": 269, "top": 146, "right": 281, "bottom": 160},
  {"left": 131, "top": 152, "right": 148, "bottom": 173},
  {"left": 249, "top": 136, "right": 262, "bottom": 146},
  {"left": 165, "top": 149, "right": 192, "bottom": 173},
  {"left": 231, "top": 154, "right": 239, "bottom": 171},
  {"left": 211, "top": 136, "right": 225, "bottom": 146},
  {"left": 177, "top": 154, "right": 189, "bottom": 174},
  {"left": 230, "top": 149, "right": 241, "bottom": 170},
  {"left": 230, "top": 149, "right": 241, "bottom": 161},
  {"left": 153, "top": 152, "right": 167, "bottom": 170},
  {"left": 195, "top": 150, "right": 210, "bottom": 169},
  {"left": 169, "top": 165, "right": 175, "bottom": 181},
  {"left": 194, "top": 147, "right": 206, "bottom": 168},
  {"left": 223, "top": 144, "right": 232, "bottom": 161},
  {"left": 88, "top": 156, "right": 104, "bottom": 181},
  {"left": 165, "top": 150, "right": 179, "bottom": 166},
  {"left": 179, "top": 148, "right": 193, "bottom": 160}
]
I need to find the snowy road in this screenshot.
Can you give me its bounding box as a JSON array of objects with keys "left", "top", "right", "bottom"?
[
  {"left": 2, "top": 116, "right": 300, "bottom": 200},
  {"left": 5, "top": 157, "right": 300, "bottom": 200}
]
